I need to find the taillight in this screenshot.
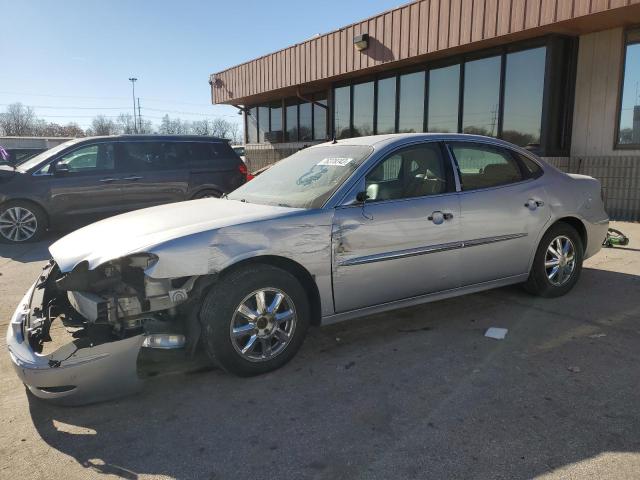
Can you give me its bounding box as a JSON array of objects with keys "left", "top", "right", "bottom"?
[{"left": 238, "top": 163, "right": 254, "bottom": 181}]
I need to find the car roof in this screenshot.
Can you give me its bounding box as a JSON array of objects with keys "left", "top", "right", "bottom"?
[
  {"left": 310, "top": 133, "right": 532, "bottom": 153},
  {"left": 81, "top": 135, "right": 230, "bottom": 142}
]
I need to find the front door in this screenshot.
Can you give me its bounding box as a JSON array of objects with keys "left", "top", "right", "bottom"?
[
  {"left": 47, "top": 142, "right": 127, "bottom": 225},
  {"left": 332, "top": 142, "right": 461, "bottom": 313},
  {"left": 447, "top": 142, "right": 551, "bottom": 286}
]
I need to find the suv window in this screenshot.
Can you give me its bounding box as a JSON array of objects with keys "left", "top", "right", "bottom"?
[
  {"left": 449, "top": 143, "right": 523, "bottom": 191},
  {"left": 119, "top": 142, "right": 164, "bottom": 171},
  {"left": 365, "top": 143, "right": 450, "bottom": 201},
  {"left": 56, "top": 144, "right": 115, "bottom": 173}
]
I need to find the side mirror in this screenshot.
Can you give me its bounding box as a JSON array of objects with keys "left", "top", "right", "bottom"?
[
  {"left": 355, "top": 191, "right": 370, "bottom": 203},
  {"left": 53, "top": 163, "right": 70, "bottom": 175}
]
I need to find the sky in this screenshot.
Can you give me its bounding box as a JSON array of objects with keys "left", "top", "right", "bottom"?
[{"left": 0, "top": 0, "right": 402, "bottom": 131}]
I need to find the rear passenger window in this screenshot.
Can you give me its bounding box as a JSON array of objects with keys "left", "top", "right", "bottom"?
[
  {"left": 450, "top": 143, "right": 523, "bottom": 191},
  {"left": 119, "top": 142, "right": 164, "bottom": 171},
  {"left": 515, "top": 152, "right": 543, "bottom": 178}
]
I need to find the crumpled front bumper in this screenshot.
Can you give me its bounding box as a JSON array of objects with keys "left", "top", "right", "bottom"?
[{"left": 6, "top": 280, "right": 145, "bottom": 406}]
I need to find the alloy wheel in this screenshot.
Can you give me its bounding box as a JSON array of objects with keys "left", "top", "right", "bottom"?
[
  {"left": 0, "top": 207, "right": 38, "bottom": 242},
  {"left": 545, "top": 235, "right": 576, "bottom": 286},
  {"left": 230, "top": 288, "right": 297, "bottom": 362}
]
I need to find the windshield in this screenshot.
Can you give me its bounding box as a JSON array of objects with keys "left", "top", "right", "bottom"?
[
  {"left": 17, "top": 139, "right": 84, "bottom": 171},
  {"left": 228, "top": 145, "right": 373, "bottom": 209}
]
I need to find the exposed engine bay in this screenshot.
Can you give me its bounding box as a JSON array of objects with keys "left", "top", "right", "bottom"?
[{"left": 28, "top": 254, "right": 203, "bottom": 355}]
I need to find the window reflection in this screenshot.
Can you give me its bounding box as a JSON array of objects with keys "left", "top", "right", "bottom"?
[
  {"left": 618, "top": 32, "right": 640, "bottom": 146},
  {"left": 398, "top": 71, "right": 425, "bottom": 133},
  {"left": 247, "top": 107, "right": 258, "bottom": 144},
  {"left": 270, "top": 104, "right": 282, "bottom": 142},
  {"left": 377, "top": 77, "right": 396, "bottom": 134},
  {"left": 462, "top": 56, "right": 501, "bottom": 137},
  {"left": 299, "top": 102, "right": 312, "bottom": 141},
  {"left": 352, "top": 82, "right": 374, "bottom": 137},
  {"left": 314, "top": 96, "right": 328, "bottom": 140},
  {"left": 258, "top": 106, "right": 269, "bottom": 142},
  {"left": 502, "top": 47, "right": 545, "bottom": 147},
  {"left": 334, "top": 86, "right": 351, "bottom": 139},
  {"left": 285, "top": 103, "right": 298, "bottom": 142},
  {"left": 428, "top": 65, "right": 460, "bottom": 133}
]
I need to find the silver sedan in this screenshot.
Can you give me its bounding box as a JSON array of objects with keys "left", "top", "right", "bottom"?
[{"left": 6, "top": 134, "right": 608, "bottom": 404}]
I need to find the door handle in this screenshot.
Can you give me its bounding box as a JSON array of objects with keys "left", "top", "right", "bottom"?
[
  {"left": 122, "top": 176, "right": 143, "bottom": 181},
  {"left": 525, "top": 199, "right": 544, "bottom": 210},
  {"left": 99, "top": 178, "right": 117, "bottom": 183},
  {"left": 428, "top": 211, "right": 454, "bottom": 224}
]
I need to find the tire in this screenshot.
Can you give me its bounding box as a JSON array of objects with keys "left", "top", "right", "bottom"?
[
  {"left": 0, "top": 201, "right": 47, "bottom": 244},
  {"left": 199, "top": 264, "right": 310, "bottom": 376},
  {"left": 523, "top": 222, "right": 584, "bottom": 298},
  {"left": 192, "top": 189, "right": 222, "bottom": 200}
]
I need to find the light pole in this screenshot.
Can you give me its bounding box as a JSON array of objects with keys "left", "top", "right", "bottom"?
[{"left": 128, "top": 77, "right": 138, "bottom": 133}]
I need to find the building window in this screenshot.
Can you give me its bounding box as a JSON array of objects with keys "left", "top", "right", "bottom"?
[
  {"left": 502, "top": 47, "right": 546, "bottom": 148},
  {"left": 299, "top": 102, "right": 312, "bottom": 141},
  {"left": 352, "top": 81, "right": 374, "bottom": 136},
  {"left": 398, "top": 71, "right": 425, "bottom": 133},
  {"left": 247, "top": 107, "right": 258, "bottom": 144},
  {"left": 334, "top": 86, "right": 351, "bottom": 139},
  {"left": 285, "top": 103, "right": 298, "bottom": 142},
  {"left": 427, "top": 64, "right": 460, "bottom": 133},
  {"left": 314, "top": 95, "right": 328, "bottom": 140},
  {"left": 269, "top": 103, "right": 283, "bottom": 142},
  {"left": 376, "top": 76, "right": 396, "bottom": 134},
  {"left": 617, "top": 29, "right": 640, "bottom": 147},
  {"left": 462, "top": 55, "right": 501, "bottom": 137},
  {"left": 257, "top": 106, "right": 269, "bottom": 142}
]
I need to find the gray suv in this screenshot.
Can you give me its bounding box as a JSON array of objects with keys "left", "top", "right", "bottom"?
[{"left": 0, "top": 135, "right": 248, "bottom": 243}]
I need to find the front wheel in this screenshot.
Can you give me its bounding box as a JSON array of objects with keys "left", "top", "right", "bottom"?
[
  {"left": 199, "top": 264, "right": 309, "bottom": 376},
  {"left": 524, "top": 222, "right": 584, "bottom": 297},
  {"left": 0, "top": 201, "right": 47, "bottom": 243}
]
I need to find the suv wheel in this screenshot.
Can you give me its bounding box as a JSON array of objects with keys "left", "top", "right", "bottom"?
[
  {"left": 0, "top": 202, "right": 47, "bottom": 243},
  {"left": 199, "top": 264, "right": 309, "bottom": 376},
  {"left": 524, "top": 222, "right": 584, "bottom": 297}
]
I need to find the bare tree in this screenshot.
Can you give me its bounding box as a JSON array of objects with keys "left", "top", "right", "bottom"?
[
  {"left": 90, "top": 115, "right": 119, "bottom": 136},
  {"left": 210, "top": 118, "right": 232, "bottom": 139},
  {"left": 0, "top": 103, "right": 38, "bottom": 136},
  {"left": 190, "top": 119, "right": 212, "bottom": 136},
  {"left": 158, "top": 114, "right": 189, "bottom": 135},
  {"left": 228, "top": 121, "right": 241, "bottom": 144},
  {"left": 117, "top": 113, "right": 136, "bottom": 134},
  {"left": 36, "top": 122, "right": 85, "bottom": 137},
  {"left": 138, "top": 118, "right": 155, "bottom": 134}
]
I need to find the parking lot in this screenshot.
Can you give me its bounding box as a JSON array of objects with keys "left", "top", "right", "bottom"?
[{"left": 0, "top": 222, "right": 638, "bottom": 479}]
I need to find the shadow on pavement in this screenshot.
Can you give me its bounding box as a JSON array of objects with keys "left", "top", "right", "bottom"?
[
  {"left": 26, "top": 267, "right": 640, "bottom": 479},
  {"left": 0, "top": 231, "right": 63, "bottom": 263}
]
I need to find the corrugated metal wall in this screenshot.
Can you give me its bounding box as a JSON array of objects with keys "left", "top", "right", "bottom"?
[{"left": 212, "top": 0, "right": 640, "bottom": 104}]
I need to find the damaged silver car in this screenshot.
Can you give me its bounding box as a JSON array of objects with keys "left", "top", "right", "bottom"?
[{"left": 6, "top": 134, "right": 609, "bottom": 404}]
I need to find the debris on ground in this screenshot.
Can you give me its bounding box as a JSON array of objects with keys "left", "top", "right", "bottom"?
[
  {"left": 588, "top": 333, "right": 607, "bottom": 338},
  {"left": 485, "top": 327, "right": 508, "bottom": 340},
  {"left": 603, "top": 228, "right": 629, "bottom": 247},
  {"left": 567, "top": 366, "right": 582, "bottom": 373}
]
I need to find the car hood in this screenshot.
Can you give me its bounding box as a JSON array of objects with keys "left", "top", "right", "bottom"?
[{"left": 50, "top": 199, "right": 300, "bottom": 272}]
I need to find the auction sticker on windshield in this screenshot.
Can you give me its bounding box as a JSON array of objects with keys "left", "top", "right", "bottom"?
[{"left": 317, "top": 157, "right": 354, "bottom": 166}]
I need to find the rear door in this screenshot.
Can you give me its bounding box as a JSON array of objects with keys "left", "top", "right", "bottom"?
[
  {"left": 447, "top": 141, "right": 550, "bottom": 285},
  {"left": 185, "top": 141, "right": 245, "bottom": 196},
  {"left": 116, "top": 140, "right": 189, "bottom": 211}
]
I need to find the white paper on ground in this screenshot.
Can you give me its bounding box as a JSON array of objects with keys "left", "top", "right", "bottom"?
[{"left": 485, "top": 327, "right": 508, "bottom": 340}]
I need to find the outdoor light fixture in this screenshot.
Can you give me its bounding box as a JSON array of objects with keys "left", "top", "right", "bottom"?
[{"left": 353, "top": 33, "right": 369, "bottom": 51}]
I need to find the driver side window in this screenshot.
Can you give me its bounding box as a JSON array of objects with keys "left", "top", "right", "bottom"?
[
  {"left": 56, "top": 144, "right": 115, "bottom": 173},
  {"left": 364, "top": 143, "right": 450, "bottom": 202}
]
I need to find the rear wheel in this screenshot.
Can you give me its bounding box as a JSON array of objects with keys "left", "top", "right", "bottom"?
[
  {"left": 524, "top": 222, "right": 584, "bottom": 297},
  {"left": 192, "top": 189, "right": 222, "bottom": 199},
  {"left": 0, "top": 201, "right": 47, "bottom": 243},
  {"left": 199, "top": 264, "right": 309, "bottom": 376}
]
